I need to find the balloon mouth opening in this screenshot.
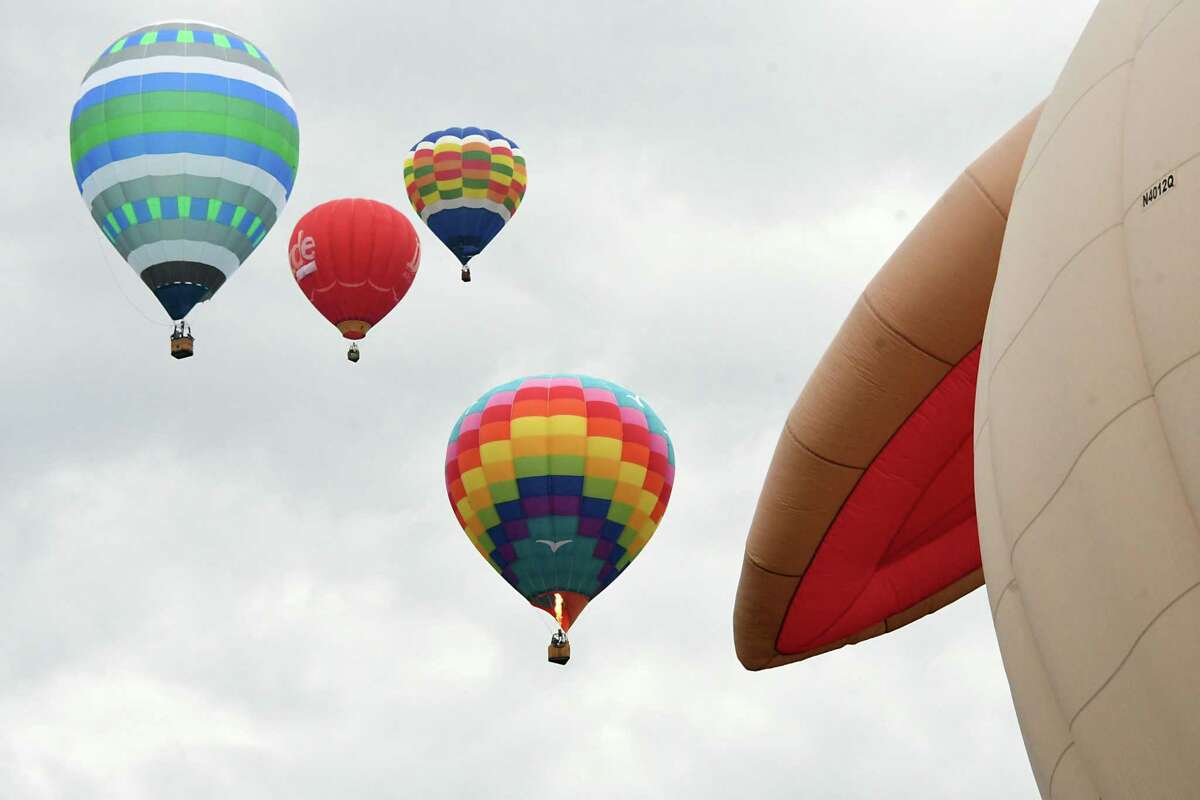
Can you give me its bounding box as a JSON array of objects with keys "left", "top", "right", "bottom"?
[
  {"left": 449, "top": 238, "right": 482, "bottom": 265},
  {"left": 336, "top": 320, "right": 371, "bottom": 340},
  {"left": 531, "top": 590, "right": 589, "bottom": 632}
]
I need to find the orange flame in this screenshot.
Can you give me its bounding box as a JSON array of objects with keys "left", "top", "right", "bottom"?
[{"left": 554, "top": 592, "right": 564, "bottom": 628}]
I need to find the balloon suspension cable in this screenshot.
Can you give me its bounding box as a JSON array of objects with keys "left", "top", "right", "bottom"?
[
  {"left": 92, "top": 231, "right": 172, "bottom": 328},
  {"left": 534, "top": 603, "right": 558, "bottom": 633}
]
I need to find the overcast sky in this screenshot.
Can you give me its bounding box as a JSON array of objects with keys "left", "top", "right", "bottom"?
[{"left": 2, "top": 2, "right": 1099, "bottom": 797}]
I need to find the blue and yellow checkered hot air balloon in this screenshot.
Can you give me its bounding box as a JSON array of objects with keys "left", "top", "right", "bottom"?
[{"left": 403, "top": 127, "right": 526, "bottom": 283}]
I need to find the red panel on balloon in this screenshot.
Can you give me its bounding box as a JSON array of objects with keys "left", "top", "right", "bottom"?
[{"left": 776, "top": 345, "right": 983, "bottom": 654}]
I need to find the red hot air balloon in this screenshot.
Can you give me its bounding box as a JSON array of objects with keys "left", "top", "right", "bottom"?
[{"left": 288, "top": 199, "right": 420, "bottom": 361}]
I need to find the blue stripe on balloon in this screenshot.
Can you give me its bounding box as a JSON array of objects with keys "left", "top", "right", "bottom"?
[
  {"left": 412, "top": 127, "right": 518, "bottom": 150},
  {"left": 193, "top": 30, "right": 215, "bottom": 45},
  {"left": 73, "top": 132, "right": 296, "bottom": 195},
  {"left": 72, "top": 73, "right": 297, "bottom": 127},
  {"left": 516, "top": 477, "right": 549, "bottom": 498},
  {"left": 161, "top": 196, "right": 179, "bottom": 220}
]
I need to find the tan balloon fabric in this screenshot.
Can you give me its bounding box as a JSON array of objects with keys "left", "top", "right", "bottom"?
[
  {"left": 734, "top": 106, "right": 1040, "bottom": 671},
  {"left": 975, "top": 1, "right": 1200, "bottom": 797}
]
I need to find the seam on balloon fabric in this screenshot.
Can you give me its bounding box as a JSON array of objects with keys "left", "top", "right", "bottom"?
[
  {"left": 1067, "top": 579, "right": 1200, "bottom": 733},
  {"left": 974, "top": 414, "right": 989, "bottom": 452},
  {"left": 991, "top": 577, "right": 1016, "bottom": 619},
  {"left": 986, "top": 222, "right": 1120, "bottom": 385},
  {"left": 1047, "top": 741, "right": 1076, "bottom": 799},
  {"left": 1153, "top": 350, "right": 1200, "bottom": 393},
  {"left": 1139, "top": 0, "right": 1185, "bottom": 48},
  {"left": 861, "top": 291, "right": 956, "bottom": 368},
  {"left": 1014, "top": 58, "right": 1134, "bottom": 198},
  {"left": 743, "top": 552, "right": 806, "bottom": 580},
  {"left": 963, "top": 168, "right": 1008, "bottom": 222},
  {"left": 781, "top": 421, "right": 866, "bottom": 472},
  {"left": 1008, "top": 395, "right": 1153, "bottom": 561}
]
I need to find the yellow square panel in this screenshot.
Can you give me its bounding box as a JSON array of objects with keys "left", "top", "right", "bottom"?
[
  {"left": 461, "top": 467, "right": 488, "bottom": 493},
  {"left": 618, "top": 462, "right": 648, "bottom": 486},
  {"left": 587, "top": 437, "right": 621, "bottom": 459},
  {"left": 511, "top": 416, "right": 548, "bottom": 438},
  {"left": 456, "top": 497, "right": 475, "bottom": 520},
  {"left": 479, "top": 440, "right": 513, "bottom": 465},
  {"left": 548, "top": 415, "right": 586, "bottom": 437}
]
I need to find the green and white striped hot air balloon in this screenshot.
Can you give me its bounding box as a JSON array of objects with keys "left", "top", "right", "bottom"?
[{"left": 70, "top": 21, "right": 299, "bottom": 353}]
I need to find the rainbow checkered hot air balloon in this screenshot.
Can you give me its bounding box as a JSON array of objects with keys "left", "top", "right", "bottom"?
[
  {"left": 403, "top": 127, "right": 526, "bottom": 282},
  {"left": 445, "top": 375, "right": 675, "bottom": 664},
  {"left": 70, "top": 21, "right": 298, "bottom": 356}
]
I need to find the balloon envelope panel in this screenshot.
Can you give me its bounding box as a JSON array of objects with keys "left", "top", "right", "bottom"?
[
  {"left": 71, "top": 21, "right": 298, "bottom": 319},
  {"left": 976, "top": 1, "right": 1200, "bottom": 796},
  {"left": 445, "top": 375, "right": 674, "bottom": 628}
]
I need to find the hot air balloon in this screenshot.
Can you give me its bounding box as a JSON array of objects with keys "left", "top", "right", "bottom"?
[
  {"left": 70, "top": 21, "right": 299, "bottom": 358},
  {"left": 445, "top": 375, "right": 674, "bottom": 664},
  {"left": 403, "top": 127, "right": 526, "bottom": 283},
  {"left": 735, "top": 1, "right": 1200, "bottom": 794},
  {"left": 976, "top": 1, "right": 1200, "bottom": 795},
  {"left": 288, "top": 199, "right": 420, "bottom": 362},
  {"left": 733, "top": 108, "right": 1039, "bottom": 669}
]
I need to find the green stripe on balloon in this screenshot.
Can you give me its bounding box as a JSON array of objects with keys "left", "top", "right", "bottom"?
[
  {"left": 70, "top": 91, "right": 297, "bottom": 145},
  {"left": 69, "top": 110, "right": 299, "bottom": 171}
]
